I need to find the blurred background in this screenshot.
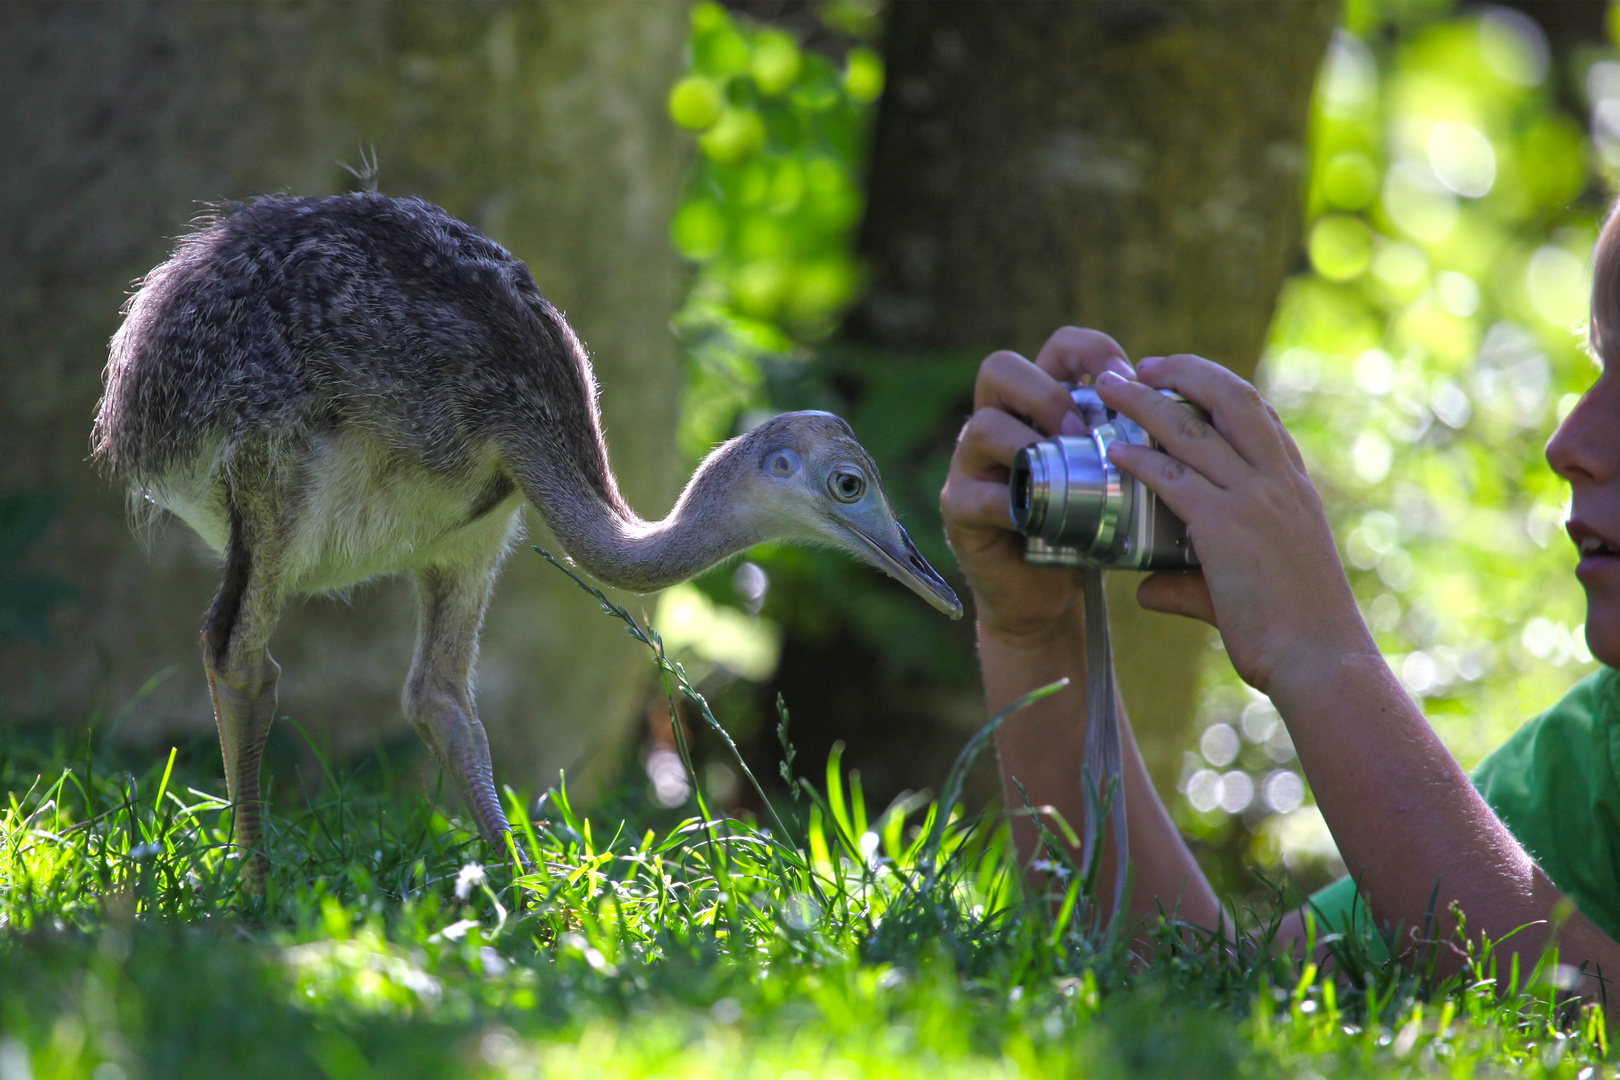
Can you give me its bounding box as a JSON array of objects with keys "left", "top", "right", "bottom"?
[{"left": 0, "top": 0, "right": 1610, "bottom": 903}]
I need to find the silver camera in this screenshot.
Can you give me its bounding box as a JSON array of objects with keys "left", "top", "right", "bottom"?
[{"left": 1008, "top": 386, "right": 1203, "bottom": 571}]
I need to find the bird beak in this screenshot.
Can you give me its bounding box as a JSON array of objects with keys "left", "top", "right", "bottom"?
[{"left": 843, "top": 520, "right": 964, "bottom": 619}]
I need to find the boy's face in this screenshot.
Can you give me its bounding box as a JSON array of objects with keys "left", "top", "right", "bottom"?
[{"left": 1547, "top": 356, "right": 1620, "bottom": 666}]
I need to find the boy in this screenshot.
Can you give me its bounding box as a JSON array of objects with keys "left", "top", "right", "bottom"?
[{"left": 940, "top": 212, "right": 1620, "bottom": 990}]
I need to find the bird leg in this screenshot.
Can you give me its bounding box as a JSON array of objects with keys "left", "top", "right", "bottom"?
[
  {"left": 201, "top": 509, "right": 286, "bottom": 882},
  {"left": 204, "top": 644, "right": 281, "bottom": 874},
  {"left": 404, "top": 563, "right": 510, "bottom": 846}
]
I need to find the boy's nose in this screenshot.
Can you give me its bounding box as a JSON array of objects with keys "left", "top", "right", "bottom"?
[{"left": 1546, "top": 370, "right": 1619, "bottom": 486}]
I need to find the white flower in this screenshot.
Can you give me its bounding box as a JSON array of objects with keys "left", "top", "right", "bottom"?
[{"left": 455, "top": 862, "right": 486, "bottom": 901}]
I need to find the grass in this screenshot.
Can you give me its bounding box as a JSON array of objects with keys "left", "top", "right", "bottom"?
[{"left": 0, "top": 552, "right": 1612, "bottom": 1078}]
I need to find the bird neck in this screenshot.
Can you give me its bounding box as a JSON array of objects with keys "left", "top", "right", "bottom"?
[{"left": 532, "top": 444, "right": 769, "bottom": 594}]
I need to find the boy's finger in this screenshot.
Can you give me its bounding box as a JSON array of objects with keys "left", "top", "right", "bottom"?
[
  {"left": 1137, "top": 572, "right": 1217, "bottom": 626},
  {"left": 973, "top": 350, "right": 1079, "bottom": 437},
  {"left": 1135, "top": 354, "right": 1291, "bottom": 472},
  {"left": 1097, "top": 373, "right": 1247, "bottom": 489},
  {"left": 1106, "top": 441, "right": 1218, "bottom": 524},
  {"left": 1033, "top": 326, "right": 1135, "bottom": 383},
  {"left": 940, "top": 475, "right": 1019, "bottom": 531},
  {"left": 953, "top": 407, "right": 1042, "bottom": 476}
]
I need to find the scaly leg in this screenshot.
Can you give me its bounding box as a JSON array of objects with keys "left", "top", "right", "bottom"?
[
  {"left": 404, "top": 561, "right": 510, "bottom": 844},
  {"left": 204, "top": 645, "right": 281, "bottom": 869},
  {"left": 202, "top": 495, "right": 287, "bottom": 880}
]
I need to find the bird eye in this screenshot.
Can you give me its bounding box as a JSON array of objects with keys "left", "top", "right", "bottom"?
[
  {"left": 829, "top": 468, "right": 865, "bottom": 503},
  {"left": 767, "top": 450, "right": 801, "bottom": 478}
]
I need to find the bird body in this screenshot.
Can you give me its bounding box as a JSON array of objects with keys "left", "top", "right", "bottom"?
[
  {"left": 151, "top": 426, "right": 525, "bottom": 596},
  {"left": 94, "top": 192, "right": 959, "bottom": 867}
]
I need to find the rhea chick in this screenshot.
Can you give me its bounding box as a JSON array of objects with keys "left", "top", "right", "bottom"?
[{"left": 92, "top": 192, "right": 961, "bottom": 866}]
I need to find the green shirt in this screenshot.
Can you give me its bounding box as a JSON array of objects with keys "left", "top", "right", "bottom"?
[{"left": 1306, "top": 666, "right": 1620, "bottom": 955}]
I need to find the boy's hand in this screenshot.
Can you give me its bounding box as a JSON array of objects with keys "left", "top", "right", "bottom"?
[
  {"left": 940, "top": 327, "right": 1134, "bottom": 645},
  {"left": 1096, "top": 354, "right": 1375, "bottom": 695}
]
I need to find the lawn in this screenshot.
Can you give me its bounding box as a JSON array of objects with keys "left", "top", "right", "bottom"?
[{"left": 0, "top": 560, "right": 1609, "bottom": 1080}]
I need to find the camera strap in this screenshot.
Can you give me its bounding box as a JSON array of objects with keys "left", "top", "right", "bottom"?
[{"left": 1080, "top": 566, "right": 1128, "bottom": 917}]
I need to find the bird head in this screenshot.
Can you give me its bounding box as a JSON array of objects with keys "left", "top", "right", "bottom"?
[{"left": 731, "top": 411, "right": 963, "bottom": 619}]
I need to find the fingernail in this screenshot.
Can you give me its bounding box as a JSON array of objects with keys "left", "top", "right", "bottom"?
[
  {"left": 1060, "top": 412, "right": 1087, "bottom": 436},
  {"left": 1109, "top": 356, "right": 1135, "bottom": 377},
  {"left": 1098, "top": 370, "right": 1128, "bottom": 387}
]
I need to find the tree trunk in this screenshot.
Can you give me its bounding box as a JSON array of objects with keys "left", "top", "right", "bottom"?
[
  {"left": 829, "top": 0, "right": 1336, "bottom": 797},
  {"left": 0, "top": 2, "right": 688, "bottom": 798}
]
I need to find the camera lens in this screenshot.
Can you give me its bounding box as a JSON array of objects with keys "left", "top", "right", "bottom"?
[{"left": 1010, "top": 390, "right": 1204, "bottom": 570}]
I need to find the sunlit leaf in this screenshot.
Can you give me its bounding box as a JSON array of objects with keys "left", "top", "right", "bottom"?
[
  {"left": 669, "top": 76, "right": 725, "bottom": 132},
  {"left": 700, "top": 108, "right": 767, "bottom": 164},
  {"left": 751, "top": 30, "right": 803, "bottom": 97},
  {"left": 843, "top": 47, "right": 884, "bottom": 105}
]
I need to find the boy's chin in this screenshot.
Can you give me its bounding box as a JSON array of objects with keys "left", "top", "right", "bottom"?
[{"left": 1584, "top": 600, "right": 1620, "bottom": 668}]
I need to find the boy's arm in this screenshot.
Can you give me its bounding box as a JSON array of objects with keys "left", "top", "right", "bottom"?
[
  {"left": 1266, "top": 649, "right": 1619, "bottom": 985},
  {"left": 980, "top": 621, "right": 1221, "bottom": 935},
  {"left": 1099, "top": 355, "right": 1620, "bottom": 989}
]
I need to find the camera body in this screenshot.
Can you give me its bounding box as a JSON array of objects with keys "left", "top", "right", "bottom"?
[{"left": 1008, "top": 386, "right": 1202, "bottom": 571}]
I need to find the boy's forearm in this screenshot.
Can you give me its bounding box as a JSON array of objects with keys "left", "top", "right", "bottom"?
[
  {"left": 981, "top": 619, "right": 1219, "bottom": 931},
  {"left": 981, "top": 621, "right": 1091, "bottom": 874},
  {"left": 1268, "top": 647, "right": 1613, "bottom": 973}
]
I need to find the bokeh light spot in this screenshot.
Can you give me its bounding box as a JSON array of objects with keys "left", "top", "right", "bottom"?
[
  {"left": 1354, "top": 349, "right": 1396, "bottom": 395},
  {"left": 1240, "top": 699, "right": 1280, "bottom": 743},
  {"left": 1186, "top": 769, "right": 1221, "bottom": 814},
  {"left": 1351, "top": 429, "right": 1392, "bottom": 483},
  {"left": 1430, "top": 377, "right": 1472, "bottom": 429},
  {"left": 1321, "top": 153, "right": 1380, "bottom": 210},
  {"left": 1428, "top": 122, "right": 1496, "bottom": 198},
  {"left": 1218, "top": 771, "right": 1254, "bottom": 814},
  {"left": 1525, "top": 245, "right": 1589, "bottom": 328},
  {"left": 1478, "top": 9, "right": 1548, "bottom": 88},
  {"left": 1320, "top": 31, "right": 1377, "bottom": 112},
  {"left": 1372, "top": 241, "right": 1429, "bottom": 298},
  {"left": 1199, "top": 723, "right": 1240, "bottom": 768},
  {"left": 1436, "top": 270, "right": 1479, "bottom": 317},
  {"left": 646, "top": 748, "right": 691, "bottom": 808},
  {"left": 1383, "top": 161, "right": 1458, "bottom": 243},
  {"left": 1308, "top": 214, "right": 1373, "bottom": 280},
  {"left": 1261, "top": 770, "right": 1305, "bottom": 815}
]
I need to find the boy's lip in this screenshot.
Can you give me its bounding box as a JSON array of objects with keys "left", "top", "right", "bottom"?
[{"left": 1568, "top": 519, "right": 1620, "bottom": 584}]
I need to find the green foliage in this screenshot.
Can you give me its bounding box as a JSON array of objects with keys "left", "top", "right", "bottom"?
[
  {"left": 670, "top": 2, "right": 879, "bottom": 461},
  {"left": 1, "top": 568, "right": 1613, "bottom": 1077},
  {"left": 667, "top": 5, "right": 985, "bottom": 732}
]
